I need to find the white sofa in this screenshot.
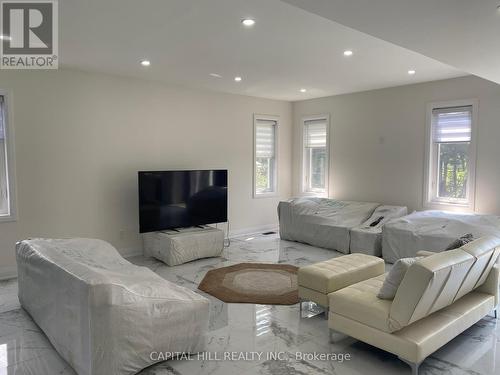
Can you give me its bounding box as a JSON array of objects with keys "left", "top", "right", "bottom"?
[
  {"left": 382, "top": 210, "right": 500, "bottom": 263},
  {"left": 328, "top": 236, "right": 500, "bottom": 375},
  {"left": 16, "top": 238, "right": 209, "bottom": 375}
]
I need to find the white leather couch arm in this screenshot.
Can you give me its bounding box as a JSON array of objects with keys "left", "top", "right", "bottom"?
[{"left": 476, "top": 264, "right": 500, "bottom": 306}]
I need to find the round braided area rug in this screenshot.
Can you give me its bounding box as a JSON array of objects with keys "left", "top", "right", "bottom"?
[{"left": 198, "top": 263, "right": 299, "bottom": 305}]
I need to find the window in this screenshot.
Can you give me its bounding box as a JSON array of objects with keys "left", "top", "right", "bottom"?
[
  {"left": 254, "top": 115, "right": 278, "bottom": 197},
  {"left": 0, "top": 93, "right": 14, "bottom": 221},
  {"left": 302, "top": 115, "right": 329, "bottom": 195},
  {"left": 425, "top": 101, "right": 477, "bottom": 209}
]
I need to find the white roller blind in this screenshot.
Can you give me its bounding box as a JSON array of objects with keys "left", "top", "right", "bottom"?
[
  {"left": 304, "top": 119, "right": 327, "bottom": 148},
  {"left": 432, "top": 106, "right": 472, "bottom": 143},
  {"left": 255, "top": 120, "right": 276, "bottom": 158}
]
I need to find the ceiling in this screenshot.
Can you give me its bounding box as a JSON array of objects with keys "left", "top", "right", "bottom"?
[
  {"left": 60, "top": 0, "right": 465, "bottom": 101},
  {"left": 282, "top": 0, "right": 500, "bottom": 85}
]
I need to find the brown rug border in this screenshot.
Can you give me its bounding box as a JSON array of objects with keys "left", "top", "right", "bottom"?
[{"left": 198, "top": 263, "right": 299, "bottom": 305}]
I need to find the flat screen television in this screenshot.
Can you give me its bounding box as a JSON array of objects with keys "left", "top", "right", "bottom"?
[{"left": 138, "top": 170, "right": 228, "bottom": 233}]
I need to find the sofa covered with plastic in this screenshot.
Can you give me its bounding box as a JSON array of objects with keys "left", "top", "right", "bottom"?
[
  {"left": 382, "top": 210, "right": 500, "bottom": 263},
  {"left": 16, "top": 238, "right": 209, "bottom": 375},
  {"left": 350, "top": 205, "right": 408, "bottom": 256},
  {"left": 278, "top": 198, "right": 407, "bottom": 254}
]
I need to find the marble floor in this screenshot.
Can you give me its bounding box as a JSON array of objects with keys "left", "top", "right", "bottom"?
[{"left": 0, "top": 232, "right": 498, "bottom": 374}]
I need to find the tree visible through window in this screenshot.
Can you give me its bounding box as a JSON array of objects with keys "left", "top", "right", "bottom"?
[
  {"left": 256, "top": 156, "right": 273, "bottom": 192},
  {"left": 254, "top": 117, "right": 278, "bottom": 196},
  {"left": 437, "top": 143, "right": 469, "bottom": 199},
  {"left": 428, "top": 105, "right": 474, "bottom": 206},
  {"left": 303, "top": 117, "right": 328, "bottom": 195}
]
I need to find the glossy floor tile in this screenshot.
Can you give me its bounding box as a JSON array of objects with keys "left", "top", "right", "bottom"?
[{"left": 0, "top": 232, "right": 498, "bottom": 374}]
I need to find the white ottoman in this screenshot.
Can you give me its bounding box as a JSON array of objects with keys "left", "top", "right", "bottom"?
[
  {"left": 298, "top": 253, "right": 385, "bottom": 314},
  {"left": 143, "top": 227, "right": 224, "bottom": 266}
]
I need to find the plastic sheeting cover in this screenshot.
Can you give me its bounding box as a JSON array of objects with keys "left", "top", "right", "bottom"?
[
  {"left": 143, "top": 228, "right": 224, "bottom": 266},
  {"left": 350, "top": 205, "right": 408, "bottom": 256},
  {"left": 278, "top": 198, "right": 380, "bottom": 253},
  {"left": 382, "top": 211, "right": 500, "bottom": 263},
  {"left": 16, "top": 238, "right": 209, "bottom": 375}
]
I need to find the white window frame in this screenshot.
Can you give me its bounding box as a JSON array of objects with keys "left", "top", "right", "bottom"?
[
  {"left": 253, "top": 114, "right": 279, "bottom": 198},
  {"left": 301, "top": 114, "right": 330, "bottom": 197},
  {"left": 0, "top": 90, "right": 16, "bottom": 222},
  {"left": 424, "top": 99, "right": 478, "bottom": 211}
]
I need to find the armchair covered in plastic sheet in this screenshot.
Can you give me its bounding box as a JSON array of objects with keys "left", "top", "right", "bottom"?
[{"left": 16, "top": 238, "right": 209, "bottom": 375}]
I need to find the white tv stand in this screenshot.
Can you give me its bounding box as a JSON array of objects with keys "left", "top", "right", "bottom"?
[{"left": 142, "top": 226, "right": 224, "bottom": 266}]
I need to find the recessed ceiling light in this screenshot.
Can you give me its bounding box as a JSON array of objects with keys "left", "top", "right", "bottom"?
[
  {"left": 241, "top": 18, "right": 256, "bottom": 27},
  {"left": 140, "top": 60, "right": 151, "bottom": 67},
  {"left": 0, "top": 35, "right": 11, "bottom": 40},
  {"left": 408, "top": 69, "right": 416, "bottom": 75},
  {"left": 300, "top": 88, "right": 307, "bottom": 93},
  {"left": 343, "top": 50, "right": 353, "bottom": 56},
  {"left": 209, "top": 73, "right": 222, "bottom": 78},
  {"left": 234, "top": 76, "right": 242, "bottom": 82}
]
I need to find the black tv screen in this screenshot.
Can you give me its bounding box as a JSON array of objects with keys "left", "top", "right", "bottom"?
[{"left": 138, "top": 170, "right": 228, "bottom": 233}]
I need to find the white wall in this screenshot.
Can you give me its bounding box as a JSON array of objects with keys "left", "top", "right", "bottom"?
[
  {"left": 292, "top": 75, "right": 500, "bottom": 215},
  {"left": 0, "top": 69, "right": 293, "bottom": 278},
  {"left": 3, "top": 72, "right": 499, "bottom": 279}
]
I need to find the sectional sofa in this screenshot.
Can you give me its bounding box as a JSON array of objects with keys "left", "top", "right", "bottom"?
[
  {"left": 278, "top": 197, "right": 407, "bottom": 254},
  {"left": 328, "top": 236, "right": 500, "bottom": 375}
]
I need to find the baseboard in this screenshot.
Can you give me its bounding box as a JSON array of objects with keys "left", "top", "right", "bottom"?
[
  {"left": 229, "top": 223, "right": 278, "bottom": 238},
  {"left": 0, "top": 266, "right": 17, "bottom": 281}
]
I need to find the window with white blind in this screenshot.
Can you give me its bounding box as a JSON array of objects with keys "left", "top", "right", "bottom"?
[
  {"left": 302, "top": 115, "right": 329, "bottom": 195},
  {"left": 254, "top": 115, "right": 278, "bottom": 197},
  {"left": 0, "top": 93, "right": 14, "bottom": 220},
  {"left": 425, "top": 100, "right": 477, "bottom": 208}
]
